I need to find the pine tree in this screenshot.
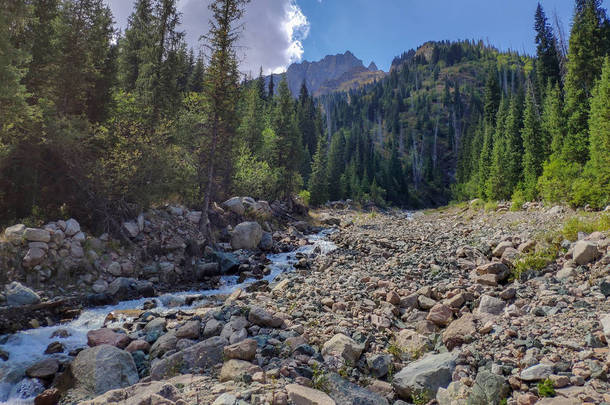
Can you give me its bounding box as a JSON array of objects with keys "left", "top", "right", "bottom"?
[
  {"left": 198, "top": 0, "right": 249, "bottom": 238},
  {"left": 25, "top": 0, "right": 59, "bottom": 103},
  {"left": 327, "top": 130, "right": 346, "bottom": 201},
  {"left": 521, "top": 85, "right": 544, "bottom": 200},
  {"left": 541, "top": 82, "right": 565, "bottom": 157},
  {"left": 572, "top": 56, "right": 610, "bottom": 208},
  {"left": 534, "top": 3, "right": 561, "bottom": 96},
  {"left": 274, "top": 78, "right": 303, "bottom": 197},
  {"left": 0, "top": 0, "right": 35, "bottom": 145},
  {"left": 268, "top": 74, "right": 275, "bottom": 99},
  {"left": 504, "top": 93, "right": 524, "bottom": 193},
  {"left": 308, "top": 135, "right": 329, "bottom": 206},
  {"left": 118, "top": 0, "right": 155, "bottom": 92},
  {"left": 562, "top": 0, "right": 609, "bottom": 165},
  {"left": 238, "top": 84, "right": 264, "bottom": 153},
  {"left": 486, "top": 97, "right": 510, "bottom": 200}
]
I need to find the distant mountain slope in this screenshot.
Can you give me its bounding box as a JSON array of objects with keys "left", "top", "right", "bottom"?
[{"left": 268, "top": 51, "right": 385, "bottom": 97}]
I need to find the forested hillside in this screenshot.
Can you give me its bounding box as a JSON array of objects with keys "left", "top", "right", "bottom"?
[{"left": 1, "top": 0, "right": 609, "bottom": 236}]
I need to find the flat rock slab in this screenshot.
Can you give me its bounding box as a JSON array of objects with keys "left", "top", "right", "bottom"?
[
  {"left": 286, "top": 384, "right": 336, "bottom": 405},
  {"left": 392, "top": 352, "right": 456, "bottom": 400},
  {"left": 326, "top": 373, "right": 389, "bottom": 405}
]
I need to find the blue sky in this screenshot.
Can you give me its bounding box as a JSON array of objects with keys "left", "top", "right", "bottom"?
[
  {"left": 298, "top": 0, "right": 609, "bottom": 71},
  {"left": 107, "top": 0, "right": 610, "bottom": 74}
]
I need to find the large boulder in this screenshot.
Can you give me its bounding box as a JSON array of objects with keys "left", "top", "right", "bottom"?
[
  {"left": 475, "top": 295, "right": 505, "bottom": 320},
  {"left": 231, "top": 222, "right": 263, "bottom": 250},
  {"left": 79, "top": 381, "right": 184, "bottom": 405},
  {"left": 468, "top": 369, "right": 509, "bottom": 405},
  {"left": 150, "top": 336, "right": 227, "bottom": 380},
  {"left": 72, "top": 344, "right": 139, "bottom": 396},
  {"left": 26, "top": 358, "right": 59, "bottom": 380},
  {"left": 326, "top": 373, "right": 389, "bottom": 405},
  {"left": 392, "top": 352, "right": 456, "bottom": 400},
  {"left": 219, "top": 359, "right": 261, "bottom": 382},
  {"left": 24, "top": 228, "right": 51, "bottom": 243},
  {"left": 64, "top": 218, "right": 81, "bottom": 237},
  {"left": 321, "top": 333, "right": 364, "bottom": 364},
  {"left": 442, "top": 313, "right": 476, "bottom": 350},
  {"left": 573, "top": 241, "right": 599, "bottom": 265},
  {"left": 23, "top": 247, "right": 46, "bottom": 268},
  {"left": 223, "top": 338, "right": 257, "bottom": 361},
  {"left": 4, "top": 224, "right": 26, "bottom": 244},
  {"left": 223, "top": 197, "right": 245, "bottom": 216},
  {"left": 5, "top": 281, "right": 41, "bottom": 306}
]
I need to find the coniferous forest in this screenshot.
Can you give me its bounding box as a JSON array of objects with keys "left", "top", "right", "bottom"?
[{"left": 1, "top": 0, "right": 610, "bottom": 234}]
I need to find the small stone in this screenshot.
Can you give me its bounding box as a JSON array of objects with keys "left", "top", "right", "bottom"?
[
  {"left": 427, "top": 303, "right": 453, "bottom": 326},
  {"left": 322, "top": 333, "right": 364, "bottom": 364},
  {"left": 26, "top": 358, "right": 59, "bottom": 379},
  {"left": 44, "top": 341, "right": 64, "bottom": 354}
]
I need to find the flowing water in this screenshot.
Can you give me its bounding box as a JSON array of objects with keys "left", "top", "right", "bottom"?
[{"left": 0, "top": 230, "right": 337, "bottom": 404}]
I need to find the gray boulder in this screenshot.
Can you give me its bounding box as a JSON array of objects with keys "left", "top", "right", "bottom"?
[
  {"left": 468, "top": 370, "right": 509, "bottom": 405},
  {"left": 150, "top": 336, "right": 227, "bottom": 380},
  {"left": 321, "top": 333, "right": 364, "bottom": 365},
  {"left": 5, "top": 282, "right": 41, "bottom": 306},
  {"left": 573, "top": 241, "right": 599, "bottom": 265},
  {"left": 326, "top": 373, "right": 389, "bottom": 405},
  {"left": 4, "top": 224, "right": 26, "bottom": 244},
  {"left": 72, "top": 344, "right": 139, "bottom": 396},
  {"left": 24, "top": 228, "right": 51, "bottom": 243},
  {"left": 64, "top": 218, "right": 81, "bottom": 237},
  {"left": 223, "top": 197, "right": 245, "bottom": 216},
  {"left": 231, "top": 222, "right": 263, "bottom": 250},
  {"left": 392, "top": 352, "right": 456, "bottom": 400}
]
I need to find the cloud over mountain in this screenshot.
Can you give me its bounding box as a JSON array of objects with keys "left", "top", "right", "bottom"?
[{"left": 105, "top": 0, "right": 310, "bottom": 75}]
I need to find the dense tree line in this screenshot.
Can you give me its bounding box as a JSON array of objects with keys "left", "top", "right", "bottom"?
[
  {"left": 0, "top": 0, "right": 317, "bottom": 233},
  {"left": 1, "top": 0, "right": 609, "bottom": 233},
  {"left": 456, "top": 0, "right": 610, "bottom": 209}
]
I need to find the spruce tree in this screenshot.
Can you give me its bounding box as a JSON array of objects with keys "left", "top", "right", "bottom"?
[
  {"left": 534, "top": 3, "right": 561, "bottom": 96},
  {"left": 562, "top": 0, "right": 609, "bottom": 165},
  {"left": 308, "top": 135, "right": 329, "bottom": 206},
  {"left": 504, "top": 93, "right": 524, "bottom": 193},
  {"left": 274, "top": 78, "right": 303, "bottom": 197},
  {"left": 198, "top": 0, "right": 249, "bottom": 238},
  {"left": 541, "top": 82, "right": 565, "bottom": 157},
  {"left": 572, "top": 56, "right": 610, "bottom": 208},
  {"left": 521, "top": 85, "right": 544, "bottom": 200},
  {"left": 118, "top": 0, "right": 155, "bottom": 92},
  {"left": 327, "top": 131, "right": 346, "bottom": 201},
  {"left": 486, "top": 97, "right": 510, "bottom": 200}
]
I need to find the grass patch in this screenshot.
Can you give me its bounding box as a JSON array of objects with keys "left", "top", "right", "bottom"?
[
  {"left": 537, "top": 378, "right": 555, "bottom": 397},
  {"left": 469, "top": 198, "right": 485, "bottom": 210},
  {"left": 484, "top": 201, "right": 499, "bottom": 212},
  {"left": 512, "top": 246, "right": 559, "bottom": 280},
  {"left": 312, "top": 362, "right": 329, "bottom": 393},
  {"left": 561, "top": 213, "right": 610, "bottom": 241}
]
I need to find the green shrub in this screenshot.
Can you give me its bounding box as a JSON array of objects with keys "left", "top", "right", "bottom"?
[
  {"left": 484, "top": 201, "right": 499, "bottom": 212},
  {"left": 537, "top": 378, "right": 555, "bottom": 397},
  {"left": 297, "top": 190, "right": 311, "bottom": 207},
  {"left": 511, "top": 188, "right": 526, "bottom": 211},
  {"left": 561, "top": 214, "right": 610, "bottom": 241},
  {"left": 512, "top": 245, "right": 559, "bottom": 280}
]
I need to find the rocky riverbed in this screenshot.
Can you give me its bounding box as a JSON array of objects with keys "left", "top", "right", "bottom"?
[{"left": 2, "top": 202, "right": 610, "bottom": 405}]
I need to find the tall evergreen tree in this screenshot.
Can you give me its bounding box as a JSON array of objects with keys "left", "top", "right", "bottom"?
[
  {"left": 572, "top": 56, "right": 610, "bottom": 208},
  {"left": 273, "top": 78, "right": 303, "bottom": 197},
  {"left": 198, "top": 0, "right": 249, "bottom": 238},
  {"left": 534, "top": 3, "right": 561, "bottom": 96},
  {"left": 308, "top": 135, "right": 329, "bottom": 206},
  {"left": 521, "top": 85, "right": 544, "bottom": 199},
  {"left": 118, "top": 0, "right": 154, "bottom": 92},
  {"left": 562, "top": 0, "right": 609, "bottom": 165},
  {"left": 327, "top": 130, "right": 346, "bottom": 201},
  {"left": 504, "top": 93, "right": 524, "bottom": 193}
]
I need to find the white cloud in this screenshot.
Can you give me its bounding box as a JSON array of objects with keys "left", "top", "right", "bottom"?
[{"left": 105, "top": 0, "right": 310, "bottom": 76}]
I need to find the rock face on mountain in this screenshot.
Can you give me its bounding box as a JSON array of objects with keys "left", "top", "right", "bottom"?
[{"left": 269, "top": 51, "right": 385, "bottom": 97}]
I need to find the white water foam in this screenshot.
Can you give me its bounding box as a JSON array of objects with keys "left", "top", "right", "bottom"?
[{"left": 0, "top": 230, "right": 337, "bottom": 404}]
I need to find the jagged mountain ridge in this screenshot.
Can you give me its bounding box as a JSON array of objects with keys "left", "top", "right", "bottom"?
[{"left": 268, "top": 51, "right": 385, "bottom": 97}]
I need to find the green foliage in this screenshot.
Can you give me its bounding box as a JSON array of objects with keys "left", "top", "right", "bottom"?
[
  {"left": 484, "top": 201, "right": 499, "bottom": 212},
  {"left": 511, "top": 188, "right": 525, "bottom": 211},
  {"left": 561, "top": 214, "right": 610, "bottom": 241},
  {"left": 308, "top": 136, "right": 329, "bottom": 206},
  {"left": 521, "top": 86, "right": 544, "bottom": 200},
  {"left": 297, "top": 190, "right": 311, "bottom": 207},
  {"left": 411, "top": 390, "right": 431, "bottom": 405},
  {"left": 512, "top": 245, "right": 558, "bottom": 280},
  {"left": 232, "top": 145, "right": 281, "bottom": 201},
  {"left": 311, "top": 363, "right": 329, "bottom": 393},
  {"left": 537, "top": 378, "right": 556, "bottom": 397}
]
